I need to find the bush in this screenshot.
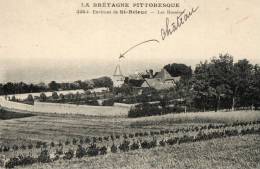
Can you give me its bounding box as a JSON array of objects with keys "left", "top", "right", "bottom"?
[
  {"left": 21, "top": 144, "right": 27, "bottom": 150},
  {"left": 65, "top": 139, "right": 70, "bottom": 145},
  {"left": 50, "top": 142, "right": 55, "bottom": 147},
  {"left": 130, "top": 142, "right": 139, "bottom": 150},
  {"left": 72, "top": 138, "right": 78, "bottom": 145},
  {"left": 92, "top": 137, "right": 97, "bottom": 143},
  {"left": 140, "top": 140, "right": 150, "bottom": 149},
  {"left": 79, "top": 138, "right": 84, "bottom": 144},
  {"left": 111, "top": 144, "right": 117, "bottom": 153},
  {"left": 119, "top": 140, "right": 130, "bottom": 152},
  {"left": 28, "top": 143, "right": 33, "bottom": 149},
  {"left": 128, "top": 103, "right": 161, "bottom": 118},
  {"left": 99, "top": 146, "right": 107, "bottom": 155},
  {"left": 98, "top": 137, "right": 103, "bottom": 142},
  {"left": 129, "top": 133, "right": 134, "bottom": 138},
  {"left": 85, "top": 137, "right": 91, "bottom": 144},
  {"left": 76, "top": 145, "right": 86, "bottom": 158},
  {"left": 18, "top": 155, "right": 36, "bottom": 166},
  {"left": 103, "top": 136, "right": 109, "bottom": 141},
  {"left": 38, "top": 149, "right": 51, "bottom": 163},
  {"left": 5, "top": 157, "right": 19, "bottom": 168},
  {"left": 102, "top": 98, "right": 114, "bottom": 106},
  {"left": 87, "top": 144, "right": 99, "bottom": 156},
  {"left": 166, "top": 138, "right": 178, "bottom": 145},
  {"left": 63, "top": 149, "right": 74, "bottom": 160},
  {"left": 58, "top": 142, "right": 63, "bottom": 147},
  {"left": 55, "top": 147, "right": 63, "bottom": 155},
  {"left": 12, "top": 145, "right": 19, "bottom": 151},
  {"left": 140, "top": 139, "right": 157, "bottom": 149},
  {"left": 159, "top": 140, "right": 166, "bottom": 147}
]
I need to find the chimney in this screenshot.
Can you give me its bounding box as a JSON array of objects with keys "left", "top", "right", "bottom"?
[{"left": 149, "top": 69, "right": 153, "bottom": 78}]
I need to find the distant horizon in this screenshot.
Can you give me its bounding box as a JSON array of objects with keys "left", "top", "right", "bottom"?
[{"left": 1, "top": 55, "right": 259, "bottom": 84}]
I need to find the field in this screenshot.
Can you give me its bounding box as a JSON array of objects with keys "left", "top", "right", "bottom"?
[
  {"left": 0, "top": 110, "right": 260, "bottom": 168},
  {"left": 19, "top": 135, "right": 260, "bottom": 169}
]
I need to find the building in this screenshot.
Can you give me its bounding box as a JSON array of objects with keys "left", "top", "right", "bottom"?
[
  {"left": 112, "top": 64, "right": 125, "bottom": 87},
  {"left": 141, "top": 68, "right": 180, "bottom": 90}
]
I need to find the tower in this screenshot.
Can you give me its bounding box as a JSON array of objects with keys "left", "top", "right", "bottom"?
[{"left": 113, "top": 64, "right": 125, "bottom": 87}]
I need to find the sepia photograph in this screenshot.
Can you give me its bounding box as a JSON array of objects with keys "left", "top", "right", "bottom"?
[{"left": 0, "top": 0, "right": 260, "bottom": 168}]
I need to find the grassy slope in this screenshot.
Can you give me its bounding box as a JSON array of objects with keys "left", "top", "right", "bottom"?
[
  {"left": 0, "top": 109, "right": 34, "bottom": 120},
  {"left": 19, "top": 134, "right": 260, "bottom": 169},
  {"left": 1, "top": 110, "right": 260, "bottom": 145}
]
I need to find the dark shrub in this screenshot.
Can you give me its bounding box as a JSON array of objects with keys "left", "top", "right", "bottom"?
[
  {"left": 58, "top": 142, "right": 63, "bottom": 147},
  {"left": 65, "top": 139, "right": 70, "bottom": 145},
  {"left": 104, "top": 136, "right": 109, "bottom": 141},
  {"left": 55, "top": 147, "right": 63, "bottom": 155},
  {"left": 87, "top": 144, "right": 99, "bottom": 156},
  {"left": 166, "top": 138, "right": 178, "bottom": 145},
  {"left": 150, "top": 139, "right": 157, "bottom": 148},
  {"left": 85, "top": 137, "right": 91, "bottom": 144},
  {"left": 159, "top": 140, "right": 166, "bottom": 147},
  {"left": 92, "top": 137, "right": 97, "bottom": 143},
  {"left": 110, "top": 135, "right": 115, "bottom": 141},
  {"left": 119, "top": 140, "right": 130, "bottom": 152},
  {"left": 63, "top": 149, "right": 74, "bottom": 160},
  {"left": 144, "top": 132, "right": 149, "bottom": 136},
  {"left": 98, "top": 137, "right": 103, "bottom": 142},
  {"left": 12, "top": 145, "right": 19, "bottom": 151},
  {"left": 72, "top": 138, "right": 78, "bottom": 145},
  {"left": 129, "top": 133, "right": 134, "bottom": 138},
  {"left": 36, "top": 141, "right": 41, "bottom": 149},
  {"left": 111, "top": 144, "right": 117, "bottom": 153},
  {"left": 99, "top": 146, "right": 107, "bottom": 155},
  {"left": 5, "top": 157, "right": 19, "bottom": 168},
  {"left": 76, "top": 145, "right": 86, "bottom": 158},
  {"left": 141, "top": 140, "right": 150, "bottom": 149},
  {"left": 21, "top": 144, "right": 27, "bottom": 150},
  {"left": 50, "top": 142, "right": 55, "bottom": 147},
  {"left": 38, "top": 149, "right": 51, "bottom": 163},
  {"left": 79, "top": 138, "right": 84, "bottom": 144},
  {"left": 102, "top": 98, "right": 114, "bottom": 106},
  {"left": 130, "top": 142, "right": 139, "bottom": 150},
  {"left": 28, "top": 143, "right": 33, "bottom": 149},
  {"left": 2, "top": 145, "right": 10, "bottom": 152},
  {"left": 123, "top": 134, "right": 128, "bottom": 139}
]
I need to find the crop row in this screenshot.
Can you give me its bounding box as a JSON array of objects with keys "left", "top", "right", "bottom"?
[
  {"left": 3, "top": 126, "right": 260, "bottom": 168},
  {"left": 1, "top": 120, "right": 260, "bottom": 153}
]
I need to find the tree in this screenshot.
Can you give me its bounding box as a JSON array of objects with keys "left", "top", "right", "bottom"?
[
  {"left": 92, "top": 76, "right": 113, "bottom": 88},
  {"left": 193, "top": 61, "right": 216, "bottom": 111},
  {"left": 27, "top": 94, "right": 34, "bottom": 102},
  {"left": 164, "top": 63, "right": 192, "bottom": 79},
  {"left": 39, "top": 93, "right": 47, "bottom": 102},
  {"left": 208, "top": 54, "right": 235, "bottom": 110},
  {"left": 233, "top": 59, "right": 254, "bottom": 107},
  {"left": 48, "top": 81, "right": 60, "bottom": 91},
  {"left": 59, "top": 93, "right": 65, "bottom": 100},
  {"left": 52, "top": 92, "right": 59, "bottom": 100}
]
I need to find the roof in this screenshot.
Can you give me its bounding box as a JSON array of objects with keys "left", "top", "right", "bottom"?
[
  {"left": 141, "top": 78, "right": 175, "bottom": 90},
  {"left": 154, "top": 69, "right": 174, "bottom": 81}
]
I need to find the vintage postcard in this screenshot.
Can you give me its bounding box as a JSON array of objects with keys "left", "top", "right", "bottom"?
[{"left": 0, "top": 0, "right": 260, "bottom": 169}]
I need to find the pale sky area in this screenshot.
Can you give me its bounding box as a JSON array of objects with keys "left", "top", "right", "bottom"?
[{"left": 0, "top": 0, "right": 259, "bottom": 83}]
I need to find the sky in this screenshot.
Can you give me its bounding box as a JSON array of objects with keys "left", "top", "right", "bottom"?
[{"left": 0, "top": 0, "right": 259, "bottom": 83}]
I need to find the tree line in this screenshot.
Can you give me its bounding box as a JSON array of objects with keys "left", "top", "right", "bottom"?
[
  {"left": 0, "top": 76, "right": 113, "bottom": 95},
  {"left": 174, "top": 54, "right": 260, "bottom": 111}
]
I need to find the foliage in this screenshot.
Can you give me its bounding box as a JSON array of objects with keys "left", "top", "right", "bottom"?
[
  {"left": 76, "top": 145, "right": 86, "bottom": 158},
  {"left": 37, "top": 149, "right": 51, "bottom": 163},
  {"left": 164, "top": 63, "right": 192, "bottom": 79},
  {"left": 63, "top": 149, "right": 74, "bottom": 160}
]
